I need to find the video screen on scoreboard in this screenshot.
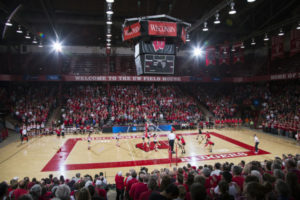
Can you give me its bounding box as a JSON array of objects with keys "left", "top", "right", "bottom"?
[{"left": 144, "top": 54, "right": 175, "bottom": 74}]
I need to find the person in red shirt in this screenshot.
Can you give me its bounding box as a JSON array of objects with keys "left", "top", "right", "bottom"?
[
  {"left": 12, "top": 180, "right": 28, "bottom": 200},
  {"left": 130, "top": 173, "right": 148, "bottom": 200},
  {"left": 139, "top": 176, "right": 158, "bottom": 200},
  {"left": 205, "top": 140, "right": 214, "bottom": 153},
  {"left": 115, "top": 171, "right": 124, "bottom": 200},
  {"left": 205, "top": 132, "right": 211, "bottom": 144},
  {"left": 231, "top": 165, "right": 245, "bottom": 192},
  {"left": 126, "top": 171, "right": 138, "bottom": 199},
  {"left": 180, "top": 136, "right": 186, "bottom": 154}
]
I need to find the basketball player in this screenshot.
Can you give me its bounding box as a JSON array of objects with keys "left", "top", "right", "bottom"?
[
  {"left": 205, "top": 140, "right": 214, "bottom": 152},
  {"left": 296, "top": 130, "right": 300, "bottom": 146},
  {"left": 116, "top": 132, "right": 121, "bottom": 147},
  {"left": 254, "top": 134, "right": 259, "bottom": 154},
  {"left": 147, "top": 131, "right": 152, "bottom": 146},
  {"left": 87, "top": 132, "right": 91, "bottom": 150},
  {"left": 142, "top": 132, "right": 146, "bottom": 148}
]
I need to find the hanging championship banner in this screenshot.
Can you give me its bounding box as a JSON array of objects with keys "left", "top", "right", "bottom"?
[
  {"left": 205, "top": 46, "right": 216, "bottom": 66},
  {"left": 271, "top": 36, "right": 284, "bottom": 60},
  {"left": 290, "top": 29, "right": 300, "bottom": 56},
  {"left": 219, "top": 45, "right": 230, "bottom": 65},
  {"left": 232, "top": 42, "right": 244, "bottom": 64}
]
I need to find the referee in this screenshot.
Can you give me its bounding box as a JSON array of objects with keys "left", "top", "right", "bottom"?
[
  {"left": 168, "top": 130, "right": 176, "bottom": 153},
  {"left": 254, "top": 134, "right": 259, "bottom": 154}
]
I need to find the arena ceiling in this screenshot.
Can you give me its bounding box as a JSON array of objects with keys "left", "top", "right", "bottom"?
[{"left": 0, "top": 0, "right": 299, "bottom": 47}]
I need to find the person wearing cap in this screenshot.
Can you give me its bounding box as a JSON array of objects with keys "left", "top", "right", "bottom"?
[{"left": 115, "top": 171, "right": 124, "bottom": 200}]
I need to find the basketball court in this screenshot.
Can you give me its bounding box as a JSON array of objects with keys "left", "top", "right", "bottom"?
[{"left": 0, "top": 127, "right": 299, "bottom": 183}]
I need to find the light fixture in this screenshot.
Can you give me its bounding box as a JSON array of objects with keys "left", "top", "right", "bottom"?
[
  {"left": 16, "top": 25, "right": 23, "bottom": 33},
  {"left": 229, "top": 2, "right": 236, "bottom": 15},
  {"left": 202, "top": 22, "right": 208, "bottom": 31},
  {"left": 264, "top": 33, "right": 269, "bottom": 41},
  {"left": 296, "top": 22, "right": 300, "bottom": 30},
  {"left": 107, "top": 38, "right": 111, "bottom": 42},
  {"left": 52, "top": 41, "right": 62, "bottom": 52},
  {"left": 223, "top": 48, "right": 227, "bottom": 54},
  {"left": 32, "top": 36, "right": 38, "bottom": 44},
  {"left": 247, "top": 0, "right": 256, "bottom": 3},
  {"left": 214, "top": 13, "right": 221, "bottom": 24},
  {"left": 231, "top": 46, "right": 235, "bottom": 52},
  {"left": 106, "top": 0, "right": 114, "bottom": 2},
  {"left": 25, "top": 32, "right": 31, "bottom": 39},
  {"left": 241, "top": 42, "right": 245, "bottom": 49},
  {"left": 193, "top": 47, "right": 203, "bottom": 57},
  {"left": 106, "top": 21, "right": 113, "bottom": 25},
  {"left": 107, "top": 43, "right": 111, "bottom": 46},
  {"left": 5, "top": 20, "right": 12, "bottom": 26},
  {"left": 251, "top": 38, "right": 256, "bottom": 45},
  {"left": 106, "top": 10, "right": 113, "bottom": 15},
  {"left": 186, "top": 33, "right": 190, "bottom": 42},
  {"left": 106, "top": 33, "right": 112, "bottom": 37},
  {"left": 278, "top": 28, "right": 284, "bottom": 36},
  {"left": 38, "top": 42, "right": 43, "bottom": 48}
]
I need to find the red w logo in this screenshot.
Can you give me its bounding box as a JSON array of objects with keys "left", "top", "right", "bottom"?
[{"left": 152, "top": 40, "right": 165, "bottom": 52}]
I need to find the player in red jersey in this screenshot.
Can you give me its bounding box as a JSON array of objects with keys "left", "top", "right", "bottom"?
[
  {"left": 153, "top": 133, "right": 159, "bottom": 151},
  {"left": 205, "top": 140, "right": 214, "bottom": 152},
  {"left": 180, "top": 135, "right": 186, "bottom": 154},
  {"left": 205, "top": 131, "right": 211, "bottom": 144}
]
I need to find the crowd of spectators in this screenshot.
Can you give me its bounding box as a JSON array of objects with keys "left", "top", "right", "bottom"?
[
  {"left": 260, "top": 81, "right": 300, "bottom": 138},
  {"left": 61, "top": 85, "right": 109, "bottom": 129},
  {"left": 60, "top": 84, "right": 203, "bottom": 127},
  {"left": 10, "top": 86, "right": 57, "bottom": 128},
  {"left": 1, "top": 154, "right": 300, "bottom": 200}
]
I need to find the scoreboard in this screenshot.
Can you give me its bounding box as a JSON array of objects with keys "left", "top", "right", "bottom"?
[{"left": 144, "top": 54, "right": 175, "bottom": 74}]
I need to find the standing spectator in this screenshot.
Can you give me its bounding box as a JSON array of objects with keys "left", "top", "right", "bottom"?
[
  {"left": 12, "top": 180, "right": 28, "bottom": 200},
  {"left": 115, "top": 172, "right": 124, "bottom": 200},
  {"left": 0, "top": 182, "right": 8, "bottom": 200},
  {"left": 149, "top": 183, "right": 179, "bottom": 200}
]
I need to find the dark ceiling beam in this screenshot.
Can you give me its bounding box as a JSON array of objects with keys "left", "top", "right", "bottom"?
[
  {"left": 189, "top": 0, "right": 266, "bottom": 33},
  {"left": 24, "top": 17, "right": 123, "bottom": 26},
  {"left": 39, "top": 0, "right": 58, "bottom": 40},
  {"left": 257, "top": 0, "right": 296, "bottom": 30}
]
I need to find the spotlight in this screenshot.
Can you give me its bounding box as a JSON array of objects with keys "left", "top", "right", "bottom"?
[
  {"left": 264, "top": 33, "right": 269, "bottom": 41},
  {"left": 52, "top": 41, "right": 62, "bottom": 52},
  {"left": 107, "top": 33, "right": 112, "bottom": 37},
  {"left": 193, "top": 47, "right": 203, "bottom": 57},
  {"left": 107, "top": 43, "right": 111, "bottom": 46},
  {"left": 5, "top": 20, "right": 12, "bottom": 26},
  {"left": 229, "top": 2, "right": 236, "bottom": 15},
  {"left": 16, "top": 25, "right": 23, "bottom": 33},
  {"left": 247, "top": 0, "right": 256, "bottom": 3},
  {"left": 106, "top": 21, "right": 113, "bottom": 25},
  {"left": 202, "top": 22, "right": 208, "bottom": 31},
  {"left": 297, "top": 22, "right": 300, "bottom": 30},
  {"left": 106, "top": 10, "right": 113, "bottom": 15},
  {"left": 107, "top": 38, "right": 111, "bottom": 42},
  {"left": 251, "top": 38, "right": 256, "bottom": 46},
  {"left": 231, "top": 47, "right": 235, "bottom": 52},
  {"left": 223, "top": 48, "right": 227, "bottom": 54},
  {"left": 278, "top": 28, "right": 284, "bottom": 36},
  {"left": 25, "top": 32, "right": 31, "bottom": 39},
  {"left": 241, "top": 42, "right": 245, "bottom": 49},
  {"left": 214, "top": 13, "right": 220, "bottom": 24},
  {"left": 106, "top": 0, "right": 114, "bottom": 2}
]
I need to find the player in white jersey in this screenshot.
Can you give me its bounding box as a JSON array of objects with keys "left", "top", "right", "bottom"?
[
  {"left": 27, "top": 125, "right": 31, "bottom": 137},
  {"left": 116, "top": 132, "right": 121, "bottom": 147},
  {"left": 22, "top": 127, "right": 28, "bottom": 143},
  {"left": 41, "top": 122, "right": 45, "bottom": 135}
]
